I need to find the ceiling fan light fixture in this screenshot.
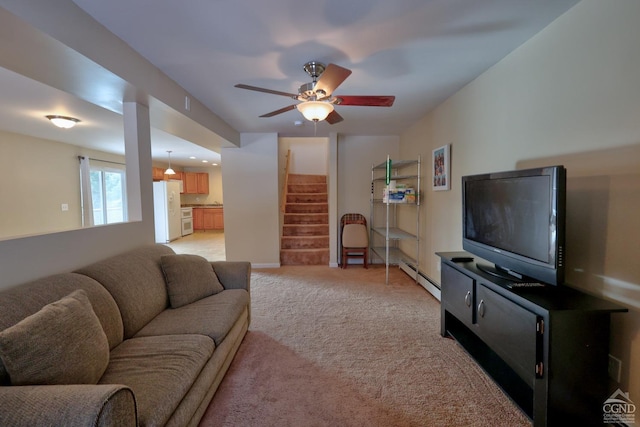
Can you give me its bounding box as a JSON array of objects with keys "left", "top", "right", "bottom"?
[
  {"left": 297, "top": 101, "right": 334, "bottom": 122},
  {"left": 46, "top": 115, "right": 80, "bottom": 129}
]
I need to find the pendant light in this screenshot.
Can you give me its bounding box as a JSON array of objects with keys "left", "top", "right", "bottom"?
[{"left": 165, "top": 150, "right": 176, "bottom": 175}]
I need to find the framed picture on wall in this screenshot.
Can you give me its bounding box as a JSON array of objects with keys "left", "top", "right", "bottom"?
[{"left": 432, "top": 144, "right": 450, "bottom": 191}]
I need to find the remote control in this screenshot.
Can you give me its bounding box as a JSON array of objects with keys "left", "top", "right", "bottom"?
[
  {"left": 508, "top": 282, "right": 545, "bottom": 289},
  {"left": 451, "top": 256, "right": 474, "bottom": 262}
]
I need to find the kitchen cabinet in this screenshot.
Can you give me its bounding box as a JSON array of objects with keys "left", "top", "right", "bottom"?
[
  {"left": 213, "top": 209, "right": 224, "bottom": 229},
  {"left": 203, "top": 209, "right": 215, "bottom": 230},
  {"left": 197, "top": 172, "right": 209, "bottom": 194},
  {"left": 184, "top": 173, "right": 198, "bottom": 194},
  {"left": 193, "top": 208, "right": 223, "bottom": 230},
  {"left": 193, "top": 208, "right": 204, "bottom": 230},
  {"left": 183, "top": 172, "right": 209, "bottom": 194},
  {"left": 152, "top": 167, "right": 165, "bottom": 181}
]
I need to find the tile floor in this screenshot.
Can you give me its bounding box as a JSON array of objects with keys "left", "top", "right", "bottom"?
[{"left": 165, "top": 230, "right": 225, "bottom": 261}]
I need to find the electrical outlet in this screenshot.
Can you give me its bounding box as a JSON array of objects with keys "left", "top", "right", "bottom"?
[
  {"left": 61, "top": 203, "right": 69, "bottom": 211},
  {"left": 608, "top": 354, "right": 622, "bottom": 383}
]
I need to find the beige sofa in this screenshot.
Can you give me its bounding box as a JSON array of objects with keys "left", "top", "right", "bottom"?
[{"left": 0, "top": 244, "right": 250, "bottom": 427}]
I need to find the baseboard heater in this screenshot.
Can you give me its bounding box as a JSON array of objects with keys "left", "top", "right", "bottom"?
[{"left": 399, "top": 260, "right": 441, "bottom": 301}]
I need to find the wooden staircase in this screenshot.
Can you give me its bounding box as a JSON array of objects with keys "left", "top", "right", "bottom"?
[{"left": 281, "top": 174, "right": 329, "bottom": 265}]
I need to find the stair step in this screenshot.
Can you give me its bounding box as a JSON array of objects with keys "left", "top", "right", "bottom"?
[
  {"left": 287, "top": 193, "right": 328, "bottom": 203},
  {"left": 288, "top": 174, "right": 327, "bottom": 184},
  {"left": 284, "top": 213, "right": 328, "bottom": 225},
  {"left": 288, "top": 183, "right": 327, "bottom": 194},
  {"left": 281, "top": 236, "right": 329, "bottom": 249},
  {"left": 281, "top": 174, "right": 329, "bottom": 265},
  {"left": 280, "top": 248, "right": 330, "bottom": 265},
  {"left": 283, "top": 224, "right": 329, "bottom": 236},
  {"left": 285, "top": 203, "right": 328, "bottom": 213}
]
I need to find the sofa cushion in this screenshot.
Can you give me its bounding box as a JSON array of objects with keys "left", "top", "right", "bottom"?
[
  {"left": 0, "top": 272, "right": 123, "bottom": 385},
  {"left": 135, "top": 289, "right": 249, "bottom": 346},
  {"left": 161, "top": 254, "right": 224, "bottom": 308},
  {"left": 100, "top": 334, "right": 214, "bottom": 427},
  {"left": 0, "top": 290, "right": 109, "bottom": 386},
  {"left": 75, "top": 244, "right": 175, "bottom": 339}
]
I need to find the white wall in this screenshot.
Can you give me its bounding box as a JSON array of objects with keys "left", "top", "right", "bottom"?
[
  {"left": 337, "top": 135, "right": 399, "bottom": 264},
  {"left": 0, "top": 130, "right": 130, "bottom": 239},
  {"left": 279, "top": 137, "right": 328, "bottom": 175},
  {"left": 337, "top": 135, "right": 399, "bottom": 222},
  {"left": 222, "top": 133, "right": 280, "bottom": 267},
  {"left": 401, "top": 0, "right": 640, "bottom": 401},
  {"left": 0, "top": 102, "right": 155, "bottom": 288},
  {"left": 0, "top": 131, "right": 83, "bottom": 238}
]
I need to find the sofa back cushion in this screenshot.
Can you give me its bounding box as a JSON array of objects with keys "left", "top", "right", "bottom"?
[
  {"left": 75, "top": 244, "right": 175, "bottom": 339},
  {"left": 160, "top": 254, "right": 224, "bottom": 308},
  {"left": 0, "top": 289, "right": 110, "bottom": 385},
  {"left": 0, "top": 272, "right": 123, "bottom": 385}
]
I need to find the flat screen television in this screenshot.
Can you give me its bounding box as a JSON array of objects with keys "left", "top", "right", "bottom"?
[{"left": 462, "top": 165, "right": 566, "bottom": 286}]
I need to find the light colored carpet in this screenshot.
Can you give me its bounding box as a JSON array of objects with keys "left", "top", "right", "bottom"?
[{"left": 199, "top": 265, "right": 531, "bottom": 427}]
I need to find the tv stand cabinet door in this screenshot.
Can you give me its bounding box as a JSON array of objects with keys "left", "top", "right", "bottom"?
[
  {"left": 476, "top": 284, "right": 539, "bottom": 387},
  {"left": 441, "top": 263, "right": 475, "bottom": 332}
]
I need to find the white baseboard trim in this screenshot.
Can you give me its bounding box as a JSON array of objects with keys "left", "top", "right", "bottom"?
[
  {"left": 399, "top": 261, "right": 441, "bottom": 301},
  {"left": 251, "top": 263, "right": 281, "bottom": 268}
]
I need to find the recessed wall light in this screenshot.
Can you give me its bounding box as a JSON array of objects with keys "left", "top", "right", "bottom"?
[
  {"left": 202, "top": 160, "right": 208, "bottom": 163},
  {"left": 189, "top": 156, "right": 196, "bottom": 159}
]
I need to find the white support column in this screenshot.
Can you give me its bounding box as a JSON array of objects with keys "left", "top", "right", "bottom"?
[{"left": 123, "top": 102, "right": 153, "bottom": 229}]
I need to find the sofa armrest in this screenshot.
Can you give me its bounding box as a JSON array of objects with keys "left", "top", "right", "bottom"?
[
  {"left": 0, "top": 384, "right": 136, "bottom": 427},
  {"left": 211, "top": 261, "right": 251, "bottom": 292}
]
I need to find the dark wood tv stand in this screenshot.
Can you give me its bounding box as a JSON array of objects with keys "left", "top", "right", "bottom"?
[{"left": 437, "top": 252, "right": 627, "bottom": 427}]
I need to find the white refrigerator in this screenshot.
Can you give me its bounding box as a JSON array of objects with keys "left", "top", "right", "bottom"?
[{"left": 153, "top": 181, "right": 182, "bottom": 243}]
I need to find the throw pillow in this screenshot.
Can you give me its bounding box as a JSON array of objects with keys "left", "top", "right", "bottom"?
[
  {"left": 0, "top": 289, "right": 110, "bottom": 385},
  {"left": 161, "top": 254, "right": 224, "bottom": 308}
]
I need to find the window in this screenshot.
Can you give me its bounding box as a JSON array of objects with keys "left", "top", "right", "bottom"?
[{"left": 90, "top": 167, "right": 127, "bottom": 225}]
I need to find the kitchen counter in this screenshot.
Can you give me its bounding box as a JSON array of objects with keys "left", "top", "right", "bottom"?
[{"left": 182, "top": 204, "right": 223, "bottom": 208}]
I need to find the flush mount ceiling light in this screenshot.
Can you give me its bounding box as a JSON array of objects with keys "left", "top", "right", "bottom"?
[
  {"left": 297, "top": 101, "right": 334, "bottom": 122},
  {"left": 46, "top": 115, "right": 80, "bottom": 129},
  {"left": 164, "top": 150, "right": 176, "bottom": 175}
]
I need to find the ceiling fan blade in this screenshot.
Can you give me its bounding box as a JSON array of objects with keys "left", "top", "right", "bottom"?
[
  {"left": 335, "top": 95, "right": 395, "bottom": 107},
  {"left": 314, "top": 63, "right": 352, "bottom": 96},
  {"left": 325, "top": 110, "right": 344, "bottom": 125},
  {"left": 235, "top": 84, "right": 298, "bottom": 99},
  {"left": 259, "top": 104, "right": 297, "bottom": 118}
]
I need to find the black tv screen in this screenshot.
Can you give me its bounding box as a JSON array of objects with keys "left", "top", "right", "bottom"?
[{"left": 462, "top": 165, "right": 566, "bottom": 285}]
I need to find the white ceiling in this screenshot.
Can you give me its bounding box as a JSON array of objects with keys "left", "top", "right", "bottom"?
[
  {"left": 0, "top": 66, "right": 221, "bottom": 168},
  {"left": 3, "top": 0, "right": 580, "bottom": 165},
  {"left": 71, "top": 0, "right": 579, "bottom": 136}
]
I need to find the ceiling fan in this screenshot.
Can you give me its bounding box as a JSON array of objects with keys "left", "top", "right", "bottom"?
[{"left": 235, "top": 61, "right": 395, "bottom": 124}]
